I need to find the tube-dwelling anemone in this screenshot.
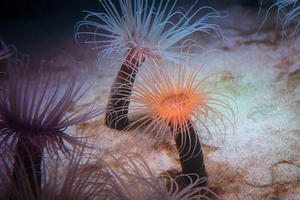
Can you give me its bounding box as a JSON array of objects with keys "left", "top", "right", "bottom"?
[
  {"left": 75, "top": 0, "right": 225, "bottom": 64},
  {"left": 258, "top": 0, "right": 300, "bottom": 40},
  {"left": 119, "top": 50, "right": 236, "bottom": 184},
  {"left": 0, "top": 57, "right": 102, "bottom": 199},
  {"left": 0, "top": 58, "right": 101, "bottom": 156},
  {"left": 282, "top": 1, "right": 300, "bottom": 39},
  {"left": 75, "top": 0, "right": 226, "bottom": 130}
]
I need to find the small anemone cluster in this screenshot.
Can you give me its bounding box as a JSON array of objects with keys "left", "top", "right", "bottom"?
[
  {"left": 75, "top": 0, "right": 236, "bottom": 193},
  {"left": 0, "top": 35, "right": 222, "bottom": 200},
  {"left": 75, "top": 0, "right": 229, "bottom": 131},
  {"left": 1, "top": 0, "right": 238, "bottom": 199},
  {"left": 0, "top": 144, "right": 218, "bottom": 200}
]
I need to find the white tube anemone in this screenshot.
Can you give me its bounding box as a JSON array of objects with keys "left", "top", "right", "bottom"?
[
  {"left": 258, "top": 0, "right": 300, "bottom": 40},
  {"left": 282, "top": 1, "right": 300, "bottom": 38},
  {"left": 75, "top": 0, "right": 227, "bottom": 66}
]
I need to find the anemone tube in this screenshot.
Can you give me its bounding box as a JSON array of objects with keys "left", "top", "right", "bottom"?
[
  {"left": 0, "top": 60, "right": 102, "bottom": 199},
  {"left": 172, "top": 120, "right": 207, "bottom": 186},
  {"left": 12, "top": 139, "right": 43, "bottom": 199},
  {"left": 75, "top": 0, "right": 226, "bottom": 130},
  {"left": 105, "top": 49, "right": 144, "bottom": 129}
]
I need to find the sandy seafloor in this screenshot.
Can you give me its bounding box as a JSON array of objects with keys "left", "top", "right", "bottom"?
[{"left": 1, "top": 0, "right": 300, "bottom": 199}]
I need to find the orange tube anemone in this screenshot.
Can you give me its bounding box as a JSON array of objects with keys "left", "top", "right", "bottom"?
[{"left": 121, "top": 50, "right": 236, "bottom": 184}]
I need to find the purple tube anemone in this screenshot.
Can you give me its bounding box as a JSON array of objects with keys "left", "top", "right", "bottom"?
[
  {"left": 0, "top": 57, "right": 103, "bottom": 199},
  {"left": 75, "top": 0, "right": 227, "bottom": 130}
]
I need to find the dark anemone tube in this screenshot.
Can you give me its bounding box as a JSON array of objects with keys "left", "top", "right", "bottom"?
[
  {"left": 0, "top": 58, "right": 103, "bottom": 199},
  {"left": 13, "top": 139, "right": 43, "bottom": 199},
  {"left": 172, "top": 120, "right": 207, "bottom": 186},
  {"left": 105, "top": 49, "right": 144, "bottom": 130}
]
